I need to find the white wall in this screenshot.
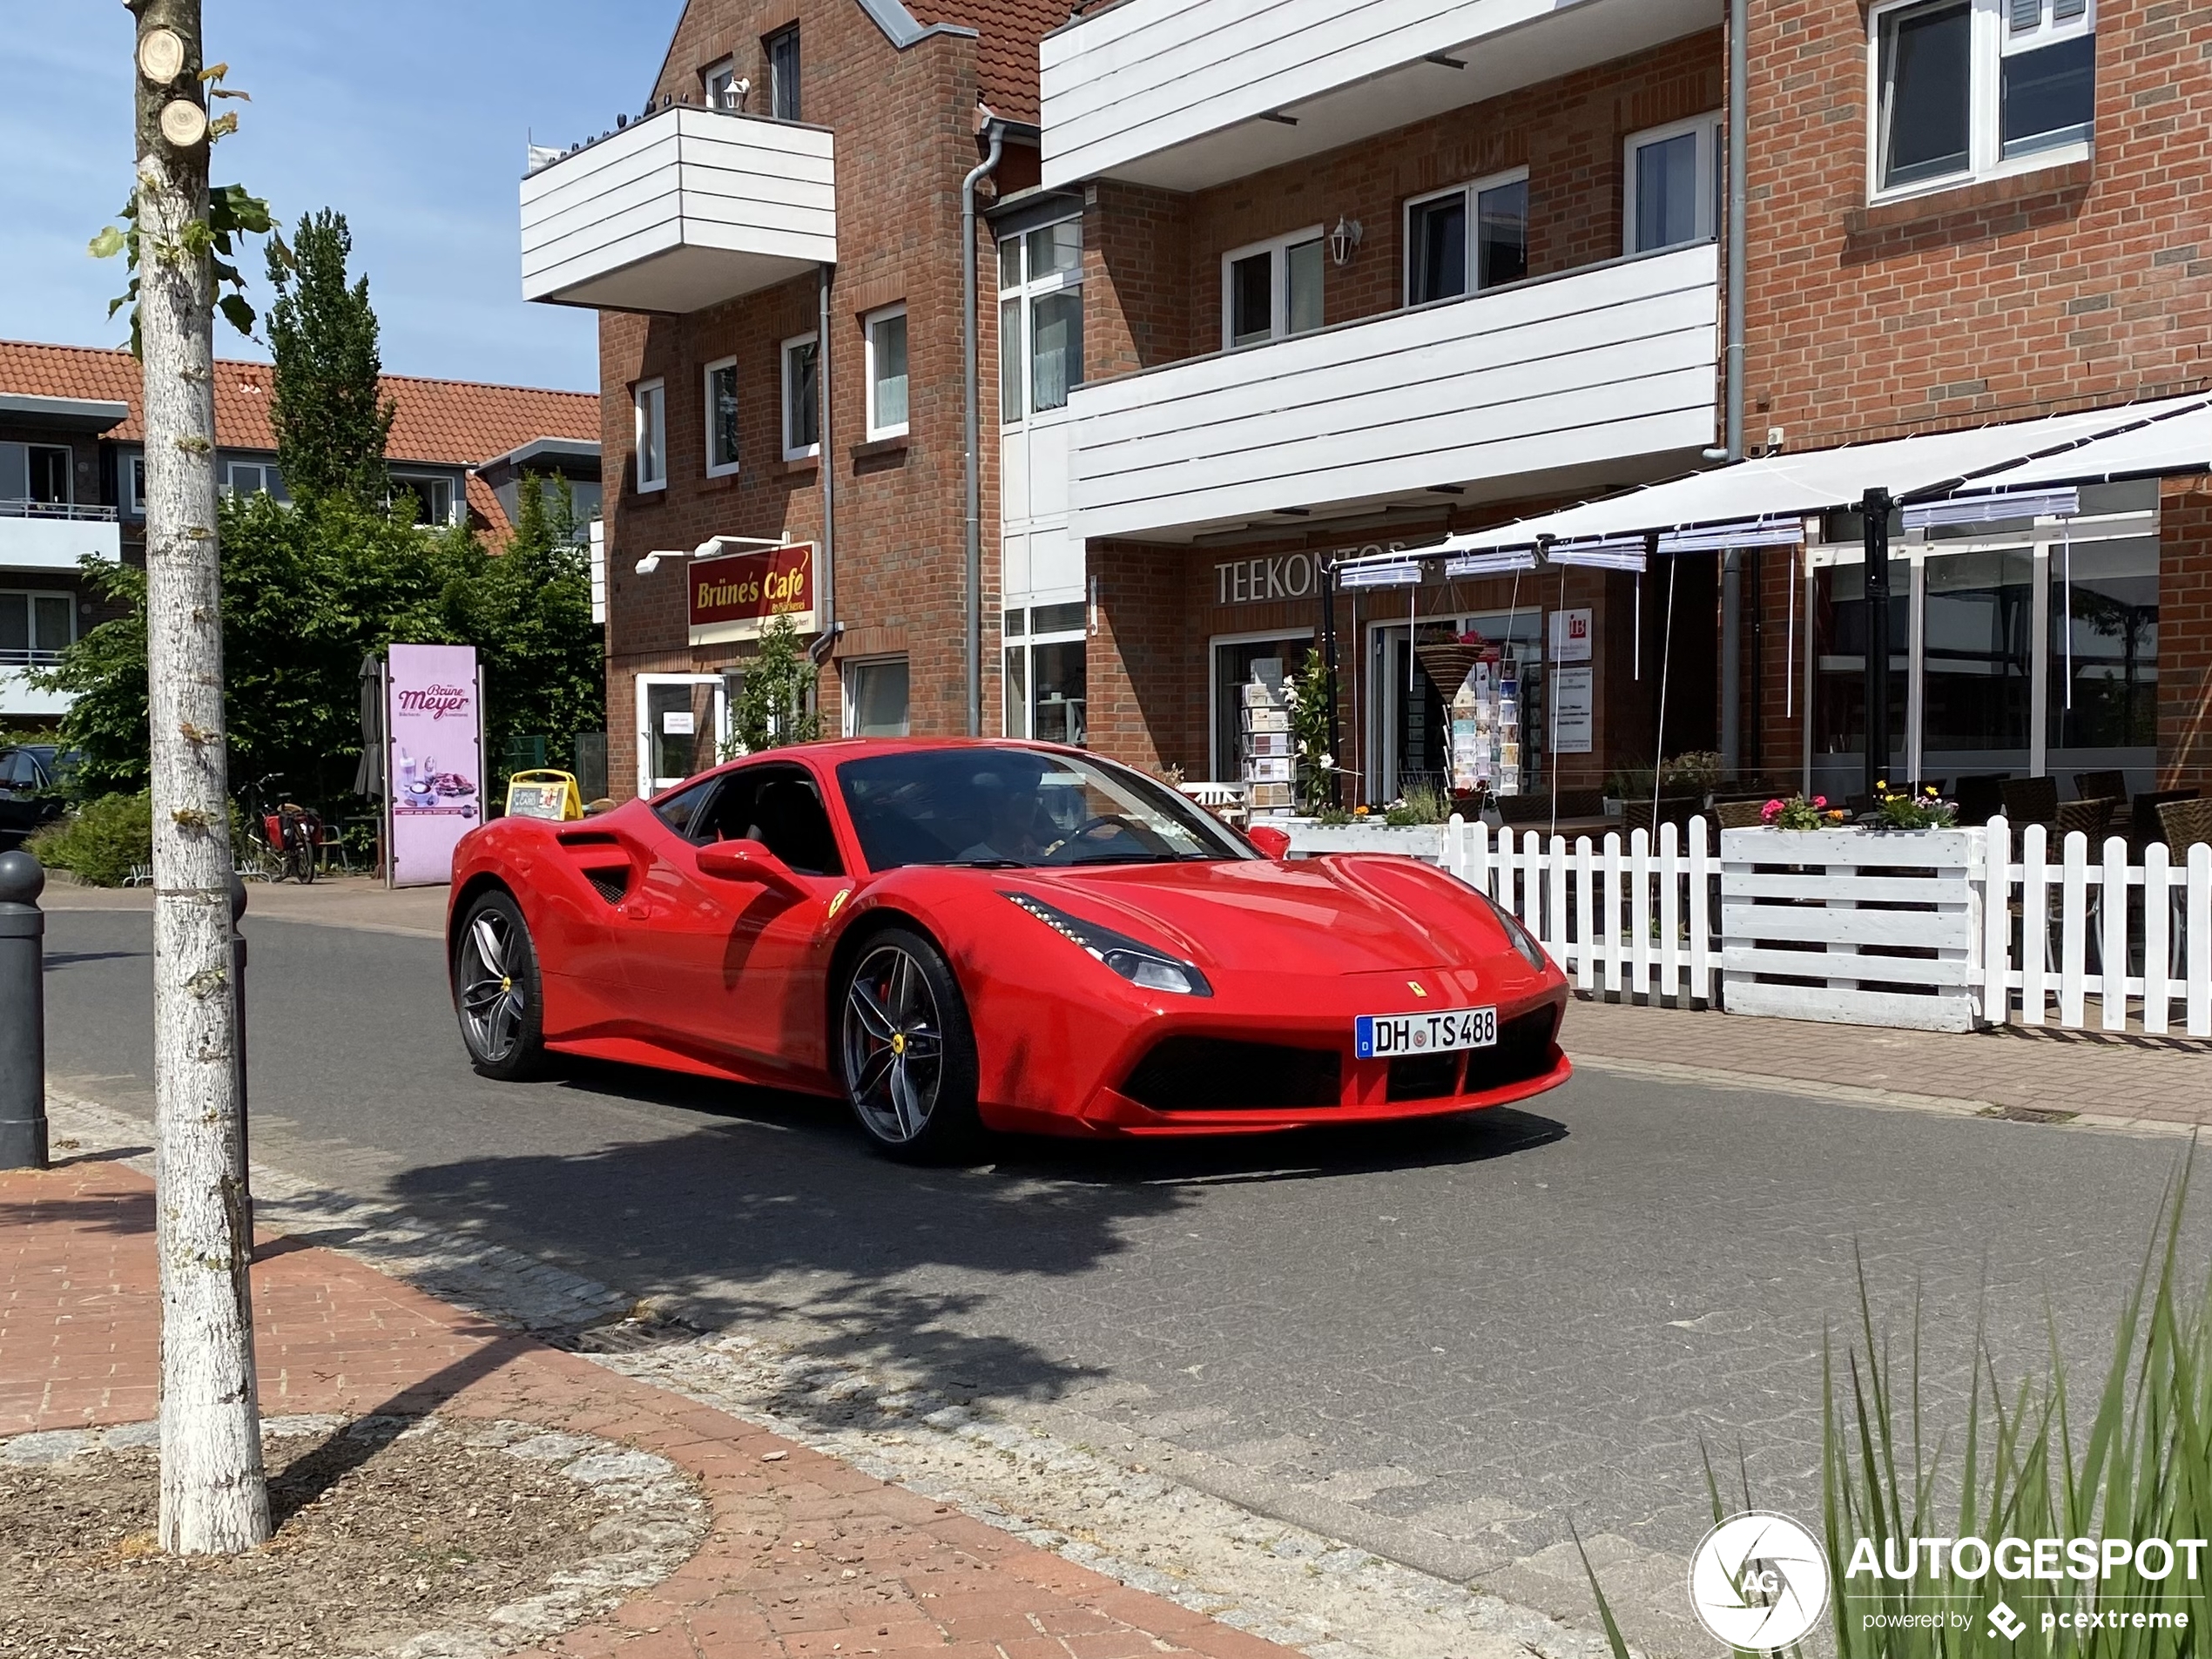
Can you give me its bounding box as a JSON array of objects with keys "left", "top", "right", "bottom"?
[
  {"left": 0, "top": 515, "right": 122, "bottom": 573},
  {"left": 1065, "top": 243, "right": 1719, "bottom": 542}
]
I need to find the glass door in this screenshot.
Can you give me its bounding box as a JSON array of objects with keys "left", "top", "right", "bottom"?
[{"left": 636, "top": 674, "right": 728, "bottom": 796}]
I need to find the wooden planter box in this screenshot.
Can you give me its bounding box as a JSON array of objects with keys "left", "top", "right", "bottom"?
[
  {"left": 1281, "top": 820, "right": 1447, "bottom": 860},
  {"left": 1719, "top": 826, "right": 1985, "bottom": 1032}
]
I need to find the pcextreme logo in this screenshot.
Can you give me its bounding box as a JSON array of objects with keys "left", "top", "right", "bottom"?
[{"left": 1687, "top": 1513, "right": 1831, "bottom": 1649}]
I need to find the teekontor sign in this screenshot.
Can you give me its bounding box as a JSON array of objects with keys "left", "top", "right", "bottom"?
[{"left": 689, "top": 543, "right": 816, "bottom": 645}]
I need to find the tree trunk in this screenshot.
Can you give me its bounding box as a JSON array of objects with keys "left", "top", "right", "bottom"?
[{"left": 132, "top": 0, "right": 270, "bottom": 1555}]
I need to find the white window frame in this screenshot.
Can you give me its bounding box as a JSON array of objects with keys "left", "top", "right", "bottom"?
[
  {"left": 841, "top": 654, "right": 912, "bottom": 738},
  {"left": 634, "top": 378, "right": 667, "bottom": 492},
  {"left": 1402, "top": 168, "right": 1530, "bottom": 307},
  {"left": 1220, "top": 226, "right": 1325, "bottom": 350},
  {"left": 1865, "top": 0, "right": 2095, "bottom": 204},
  {"left": 703, "top": 355, "right": 740, "bottom": 478},
  {"left": 1001, "top": 599, "right": 1089, "bottom": 743},
  {"left": 779, "top": 333, "right": 820, "bottom": 461},
  {"left": 223, "top": 456, "right": 287, "bottom": 501},
  {"left": 125, "top": 453, "right": 146, "bottom": 516},
  {"left": 765, "top": 25, "right": 801, "bottom": 122},
  {"left": 863, "top": 304, "right": 909, "bottom": 442},
  {"left": 1623, "top": 114, "right": 1723, "bottom": 254},
  {"left": 0, "top": 587, "right": 77, "bottom": 666},
  {"left": 390, "top": 471, "right": 455, "bottom": 524},
  {"left": 997, "top": 216, "right": 1085, "bottom": 429},
  {"left": 636, "top": 672, "right": 731, "bottom": 796},
  {"left": 702, "top": 57, "right": 740, "bottom": 111}
]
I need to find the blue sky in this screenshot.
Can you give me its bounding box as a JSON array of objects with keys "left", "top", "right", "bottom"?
[{"left": 0, "top": 2, "right": 685, "bottom": 391}]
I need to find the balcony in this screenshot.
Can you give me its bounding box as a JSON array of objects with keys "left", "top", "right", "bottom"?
[
  {"left": 1042, "top": 0, "right": 1712, "bottom": 192},
  {"left": 0, "top": 501, "right": 122, "bottom": 572},
  {"left": 1063, "top": 242, "right": 1717, "bottom": 543},
  {"left": 521, "top": 105, "right": 835, "bottom": 314}
]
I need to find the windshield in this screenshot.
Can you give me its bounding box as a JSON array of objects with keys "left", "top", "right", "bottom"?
[{"left": 837, "top": 747, "right": 1257, "bottom": 871}]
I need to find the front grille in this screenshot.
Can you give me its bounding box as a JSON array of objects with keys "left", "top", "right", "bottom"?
[
  {"left": 1122, "top": 1037, "right": 1342, "bottom": 1112},
  {"left": 1466, "top": 1004, "right": 1562, "bottom": 1092},
  {"left": 582, "top": 865, "right": 630, "bottom": 904},
  {"left": 1386, "top": 1052, "right": 1462, "bottom": 1102}
]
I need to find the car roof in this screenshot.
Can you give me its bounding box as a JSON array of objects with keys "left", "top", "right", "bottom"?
[{"left": 648, "top": 737, "right": 1092, "bottom": 803}]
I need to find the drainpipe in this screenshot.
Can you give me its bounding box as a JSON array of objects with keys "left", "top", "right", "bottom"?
[
  {"left": 811, "top": 262, "right": 840, "bottom": 689},
  {"left": 1718, "top": 0, "right": 1750, "bottom": 775},
  {"left": 961, "top": 120, "right": 1006, "bottom": 737}
]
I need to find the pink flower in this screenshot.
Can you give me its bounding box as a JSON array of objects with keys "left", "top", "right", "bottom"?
[
  {"left": 1812, "top": 795, "right": 1827, "bottom": 808},
  {"left": 1761, "top": 800, "right": 1782, "bottom": 821}
]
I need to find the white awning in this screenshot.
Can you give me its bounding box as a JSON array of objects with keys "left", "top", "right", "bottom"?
[{"left": 1342, "top": 395, "right": 2209, "bottom": 568}]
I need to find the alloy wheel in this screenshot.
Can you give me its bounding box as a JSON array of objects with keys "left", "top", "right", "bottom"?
[
  {"left": 458, "top": 910, "right": 526, "bottom": 1063},
  {"left": 842, "top": 943, "right": 945, "bottom": 1143}
]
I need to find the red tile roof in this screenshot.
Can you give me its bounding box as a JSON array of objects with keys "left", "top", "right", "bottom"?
[
  {"left": 905, "top": 0, "right": 1066, "bottom": 123},
  {"left": 0, "top": 339, "right": 599, "bottom": 536}
]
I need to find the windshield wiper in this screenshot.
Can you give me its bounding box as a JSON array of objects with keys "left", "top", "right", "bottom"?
[{"left": 945, "top": 857, "right": 1032, "bottom": 868}]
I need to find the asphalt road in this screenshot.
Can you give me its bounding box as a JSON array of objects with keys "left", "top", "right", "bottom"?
[{"left": 37, "top": 903, "right": 2209, "bottom": 1642}]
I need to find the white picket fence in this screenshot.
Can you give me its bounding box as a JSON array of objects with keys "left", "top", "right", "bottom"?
[{"left": 1416, "top": 814, "right": 2212, "bottom": 1037}]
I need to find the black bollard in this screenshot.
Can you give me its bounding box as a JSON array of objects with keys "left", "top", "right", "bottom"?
[
  {"left": 230, "top": 872, "right": 252, "bottom": 1241},
  {"left": 0, "top": 849, "right": 49, "bottom": 1170}
]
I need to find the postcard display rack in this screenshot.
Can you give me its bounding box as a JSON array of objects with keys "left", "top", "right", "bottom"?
[
  {"left": 1450, "top": 652, "right": 1529, "bottom": 798},
  {"left": 1239, "top": 659, "right": 1295, "bottom": 814}
]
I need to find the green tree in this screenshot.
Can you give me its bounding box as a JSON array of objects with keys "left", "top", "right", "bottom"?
[
  {"left": 729, "top": 613, "right": 820, "bottom": 754},
  {"left": 264, "top": 208, "right": 394, "bottom": 505}
]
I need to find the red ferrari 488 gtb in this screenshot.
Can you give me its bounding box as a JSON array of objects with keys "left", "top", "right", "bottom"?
[{"left": 447, "top": 740, "right": 1569, "bottom": 1157}]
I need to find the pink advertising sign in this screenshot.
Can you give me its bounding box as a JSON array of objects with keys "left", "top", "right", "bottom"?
[{"left": 386, "top": 643, "right": 483, "bottom": 887}]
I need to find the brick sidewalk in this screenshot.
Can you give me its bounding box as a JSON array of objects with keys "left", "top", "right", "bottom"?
[
  {"left": 1561, "top": 995, "right": 2212, "bottom": 1129},
  {"left": 1, "top": 1159, "right": 1288, "bottom": 1659}
]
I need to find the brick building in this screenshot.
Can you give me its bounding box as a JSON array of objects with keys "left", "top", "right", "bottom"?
[
  {"left": 0, "top": 339, "right": 600, "bottom": 725},
  {"left": 567, "top": 0, "right": 2210, "bottom": 813}
]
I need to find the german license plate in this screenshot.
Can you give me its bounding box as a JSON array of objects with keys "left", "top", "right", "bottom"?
[{"left": 1354, "top": 1006, "right": 1496, "bottom": 1059}]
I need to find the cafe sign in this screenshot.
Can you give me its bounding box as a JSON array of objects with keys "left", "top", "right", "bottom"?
[{"left": 689, "top": 543, "right": 816, "bottom": 645}]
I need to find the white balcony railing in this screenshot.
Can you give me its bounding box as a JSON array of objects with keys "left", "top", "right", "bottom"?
[
  {"left": 0, "top": 509, "right": 123, "bottom": 573},
  {"left": 521, "top": 105, "right": 835, "bottom": 314},
  {"left": 1042, "top": 0, "right": 1714, "bottom": 192},
  {"left": 1063, "top": 242, "right": 1718, "bottom": 543}
]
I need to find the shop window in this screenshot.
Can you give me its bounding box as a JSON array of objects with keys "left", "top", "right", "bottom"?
[
  {"left": 634, "top": 379, "right": 667, "bottom": 491},
  {"left": 0, "top": 590, "right": 74, "bottom": 665},
  {"left": 1223, "top": 228, "right": 1324, "bottom": 349},
  {"left": 1873, "top": 0, "right": 2093, "bottom": 196},
  {"left": 1406, "top": 172, "right": 1528, "bottom": 306},
  {"left": 864, "top": 306, "right": 908, "bottom": 441},
  {"left": 390, "top": 473, "right": 453, "bottom": 525},
  {"left": 2049, "top": 536, "right": 2156, "bottom": 751},
  {"left": 1002, "top": 603, "right": 1087, "bottom": 745},
  {"left": 1625, "top": 115, "right": 1722, "bottom": 253},
  {"left": 766, "top": 26, "right": 800, "bottom": 122},
  {"left": 781, "top": 334, "right": 819, "bottom": 459},
  {"left": 998, "top": 218, "right": 1084, "bottom": 424},
  {"left": 844, "top": 656, "right": 911, "bottom": 738},
  {"left": 1212, "top": 634, "right": 1311, "bottom": 783},
  {"left": 1922, "top": 549, "right": 2034, "bottom": 754},
  {"left": 705, "top": 356, "right": 740, "bottom": 477}
]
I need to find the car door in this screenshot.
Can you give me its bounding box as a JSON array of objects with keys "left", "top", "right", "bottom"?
[
  {"left": 0, "top": 749, "right": 46, "bottom": 841},
  {"left": 629, "top": 761, "right": 850, "bottom": 1080}
]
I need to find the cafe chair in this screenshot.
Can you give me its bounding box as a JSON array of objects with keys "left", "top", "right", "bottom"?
[{"left": 2000, "top": 776, "right": 2060, "bottom": 828}]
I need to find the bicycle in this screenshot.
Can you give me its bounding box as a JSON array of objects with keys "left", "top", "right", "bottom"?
[{"left": 239, "top": 773, "right": 322, "bottom": 884}]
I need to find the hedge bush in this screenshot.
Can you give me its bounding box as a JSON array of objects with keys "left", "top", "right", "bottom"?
[{"left": 27, "top": 791, "right": 153, "bottom": 887}]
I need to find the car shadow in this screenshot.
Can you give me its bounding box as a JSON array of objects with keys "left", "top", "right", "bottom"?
[{"left": 382, "top": 1055, "right": 1567, "bottom": 1440}]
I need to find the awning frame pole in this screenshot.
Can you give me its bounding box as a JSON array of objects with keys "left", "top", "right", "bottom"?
[
  {"left": 1319, "top": 560, "right": 1342, "bottom": 810},
  {"left": 1651, "top": 554, "right": 1679, "bottom": 831},
  {"left": 1861, "top": 487, "right": 1894, "bottom": 799}
]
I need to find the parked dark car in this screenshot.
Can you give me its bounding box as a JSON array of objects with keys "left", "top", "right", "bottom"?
[{"left": 0, "top": 745, "right": 67, "bottom": 847}]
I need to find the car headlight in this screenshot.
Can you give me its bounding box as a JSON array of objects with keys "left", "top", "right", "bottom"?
[
  {"left": 1480, "top": 893, "right": 1550, "bottom": 973},
  {"left": 1003, "top": 891, "right": 1213, "bottom": 997}
]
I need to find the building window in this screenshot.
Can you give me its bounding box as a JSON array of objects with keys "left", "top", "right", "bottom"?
[
  {"left": 781, "top": 334, "right": 820, "bottom": 459},
  {"left": 704, "top": 357, "right": 740, "bottom": 476},
  {"left": 0, "top": 442, "right": 73, "bottom": 506},
  {"left": 224, "top": 457, "right": 289, "bottom": 501},
  {"left": 634, "top": 378, "right": 666, "bottom": 491},
  {"left": 1873, "top": 0, "right": 2094, "bottom": 196},
  {"left": 703, "top": 57, "right": 742, "bottom": 111},
  {"left": 125, "top": 454, "right": 145, "bottom": 516},
  {"left": 766, "top": 26, "right": 800, "bottom": 121},
  {"left": 1002, "top": 601, "right": 1087, "bottom": 745},
  {"left": 0, "top": 590, "right": 75, "bottom": 667},
  {"left": 389, "top": 473, "right": 453, "bottom": 524},
  {"left": 1405, "top": 171, "right": 1529, "bottom": 306},
  {"left": 843, "top": 656, "right": 911, "bottom": 737},
  {"left": 1223, "top": 228, "right": 1324, "bottom": 349},
  {"left": 864, "top": 306, "right": 908, "bottom": 441},
  {"left": 1625, "top": 115, "right": 1722, "bottom": 253},
  {"left": 998, "top": 218, "right": 1084, "bottom": 426}
]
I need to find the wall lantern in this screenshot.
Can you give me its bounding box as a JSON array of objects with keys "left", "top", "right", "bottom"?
[{"left": 1328, "top": 216, "right": 1363, "bottom": 266}]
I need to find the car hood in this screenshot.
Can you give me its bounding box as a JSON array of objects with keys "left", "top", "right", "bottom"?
[{"left": 1012, "top": 855, "right": 1514, "bottom": 976}]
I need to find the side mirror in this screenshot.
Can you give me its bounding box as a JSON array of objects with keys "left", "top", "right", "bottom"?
[
  {"left": 1246, "top": 824, "right": 1293, "bottom": 860},
  {"left": 696, "top": 838, "right": 805, "bottom": 895}
]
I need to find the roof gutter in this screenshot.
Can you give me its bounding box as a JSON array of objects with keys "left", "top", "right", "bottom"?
[{"left": 961, "top": 118, "right": 1007, "bottom": 737}]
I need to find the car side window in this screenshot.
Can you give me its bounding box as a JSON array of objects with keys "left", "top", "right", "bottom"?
[
  {"left": 693, "top": 765, "right": 845, "bottom": 878},
  {"left": 651, "top": 778, "right": 717, "bottom": 839}
]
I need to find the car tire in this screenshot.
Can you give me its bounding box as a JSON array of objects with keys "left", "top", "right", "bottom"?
[
  {"left": 836, "top": 927, "right": 983, "bottom": 1163},
  {"left": 452, "top": 888, "right": 550, "bottom": 1081}
]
